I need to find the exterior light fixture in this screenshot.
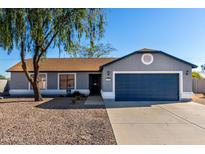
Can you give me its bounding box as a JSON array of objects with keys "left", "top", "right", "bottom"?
[
  {"left": 186, "top": 70, "right": 189, "bottom": 75},
  {"left": 106, "top": 71, "right": 111, "bottom": 81},
  {"left": 107, "top": 71, "right": 110, "bottom": 76}
]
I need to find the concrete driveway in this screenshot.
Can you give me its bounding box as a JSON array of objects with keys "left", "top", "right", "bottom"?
[{"left": 105, "top": 100, "right": 205, "bottom": 144}]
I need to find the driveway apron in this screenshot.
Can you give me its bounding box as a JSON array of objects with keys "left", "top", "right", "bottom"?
[{"left": 105, "top": 101, "right": 205, "bottom": 144}]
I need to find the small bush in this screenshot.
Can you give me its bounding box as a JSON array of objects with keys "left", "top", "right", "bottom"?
[
  {"left": 71, "top": 99, "right": 76, "bottom": 104},
  {"left": 73, "top": 91, "right": 81, "bottom": 97},
  {"left": 192, "top": 72, "right": 202, "bottom": 79},
  {"left": 72, "top": 91, "right": 84, "bottom": 101}
]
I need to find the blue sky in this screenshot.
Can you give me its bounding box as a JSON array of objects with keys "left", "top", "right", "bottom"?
[{"left": 0, "top": 8, "right": 205, "bottom": 77}]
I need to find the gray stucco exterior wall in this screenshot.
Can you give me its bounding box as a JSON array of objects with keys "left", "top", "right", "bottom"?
[
  {"left": 102, "top": 53, "right": 192, "bottom": 92},
  {"left": 10, "top": 72, "right": 28, "bottom": 89},
  {"left": 10, "top": 72, "right": 99, "bottom": 90},
  {"left": 76, "top": 72, "right": 89, "bottom": 89}
]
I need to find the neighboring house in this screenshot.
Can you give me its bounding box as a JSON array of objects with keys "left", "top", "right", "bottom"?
[
  {"left": 7, "top": 48, "right": 197, "bottom": 101},
  {"left": 0, "top": 79, "right": 9, "bottom": 94}
]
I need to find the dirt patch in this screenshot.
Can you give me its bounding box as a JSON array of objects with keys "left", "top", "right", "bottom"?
[
  {"left": 192, "top": 94, "right": 205, "bottom": 105},
  {"left": 0, "top": 97, "right": 116, "bottom": 145}
]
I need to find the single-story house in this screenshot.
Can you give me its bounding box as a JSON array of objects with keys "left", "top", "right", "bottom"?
[{"left": 7, "top": 48, "right": 197, "bottom": 101}]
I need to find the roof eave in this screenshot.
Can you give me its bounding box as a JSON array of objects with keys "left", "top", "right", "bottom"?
[
  {"left": 7, "top": 70, "right": 102, "bottom": 72},
  {"left": 156, "top": 51, "right": 198, "bottom": 68},
  {"left": 101, "top": 50, "right": 198, "bottom": 69}
]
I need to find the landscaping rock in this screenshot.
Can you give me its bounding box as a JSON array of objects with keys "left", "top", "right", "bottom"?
[{"left": 0, "top": 97, "right": 116, "bottom": 145}]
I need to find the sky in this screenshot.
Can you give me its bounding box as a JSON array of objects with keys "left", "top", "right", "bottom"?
[{"left": 0, "top": 8, "right": 205, "bottom": 77}]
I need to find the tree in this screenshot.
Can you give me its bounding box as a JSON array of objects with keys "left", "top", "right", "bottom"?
[
  {"left": 0, "top": 75, "right": 6, "bottom": 80},
  {"left": 0, "top": 9, "right": 105, "bottom": 101},
  {"left": 201, "top": 64, "right": 205, "bottom": 72},
  {"left": 192, "top": 71, "right": 202, "bottom": 79},
  {"left": 69, "top": 43, "right": 115, "bottom": 58}
]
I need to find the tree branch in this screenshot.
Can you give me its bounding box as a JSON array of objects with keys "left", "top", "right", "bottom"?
[
  {"left": 40, "top": 14, "right": 70, "bottom": 48},
  {"left": 40, "top": 21, "right": 59, "bottom": 47},
  {"left": 37, "top": 13, "right": 71, "bottom": 64},
  {"left": 33, "top": 45, "right": 40, "bottom": 82},
  {"left": 37, "top": 31, "right": 59, "bottom": 63}
]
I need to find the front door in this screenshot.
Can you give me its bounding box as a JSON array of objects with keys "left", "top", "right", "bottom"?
[{"left": 89, "top": 74, "right": 101, "bottom": 95}]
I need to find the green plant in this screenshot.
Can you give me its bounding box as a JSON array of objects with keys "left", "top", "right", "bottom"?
[
  {"left": 73, "top": 91, "right": 82, "bottom": 101},
  {"left": 192, "top": 72, "right": 202, "bottom": 79},
  {"left": 71, "top": 98, "right": 76, "bottom": 104},
  {"left": 73, "top": 91, "right": 81, "bottom": 97},
  {"left": 69, "top": 43, "right": 116, "bottom": 58}
]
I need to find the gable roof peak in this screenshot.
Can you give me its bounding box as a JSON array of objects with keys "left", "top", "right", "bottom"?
[
  {"left": 101, "top": 48, "right": 197, "bottom": 68},
  {"left": 138, "top": 48, "right": 159, "bottom": 52}
]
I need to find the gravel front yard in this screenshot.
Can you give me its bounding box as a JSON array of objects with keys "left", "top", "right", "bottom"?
[{"left": 0, "top": 97, "right": 116, "bottom": 145}]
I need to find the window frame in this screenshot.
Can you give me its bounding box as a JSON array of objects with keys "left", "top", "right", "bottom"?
[
  {"left": 57, "top": 73, "right": 76, "bottom": 90},
  {"left": 141, "top": 53, "right": 154, "bottom": 65},
  {"left": 28, "top": 73, "right": 47, "bottom": 90}
]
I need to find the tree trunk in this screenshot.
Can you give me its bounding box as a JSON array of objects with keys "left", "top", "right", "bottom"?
[
  {"left": 31, "top": 81, "right": 43, "bottom": 101},
  {"left": 32, "top": 46, "right": 43, "bottom": 102},
  {"left": 20, "top": 40, "right": 43, "bottom": 102}
]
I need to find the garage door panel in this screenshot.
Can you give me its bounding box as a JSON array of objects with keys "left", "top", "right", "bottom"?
[{"left": 115, "top": 74, "right": 179, "bottom": 101}]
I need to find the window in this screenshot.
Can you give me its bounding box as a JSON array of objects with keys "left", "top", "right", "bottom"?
[
  {"left": 141, "top": 53, "right": 154, "bottom": 65},
  {"left": 30, "top": 73, "right": 47, "bottom": 90},
  {"left": 59, "top": 74, "right": 75, "bottom": 89}
]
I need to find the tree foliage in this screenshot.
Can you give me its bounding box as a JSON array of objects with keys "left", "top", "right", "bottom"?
[
  {"left": 69, "top": 43, "right": 115, "bottom": 58},
  {"left": 201, "top": 64, "right": 205, "bottom": 72},
  {"left": 0, "top": 9, "right": 105, "bottom": 53},
  {"left": 0, "top": 75, "right": 6, "bottom": 80},
  {"left": 0, "top": 9, "right": 106, "bottom": 101},
  {"left": 192, "top": 71, "right": 202, "bottom": 79}
]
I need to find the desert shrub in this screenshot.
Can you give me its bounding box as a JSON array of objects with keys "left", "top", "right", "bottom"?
[{"left": 192, "top": 72, "right": 202, "bottom": 79}]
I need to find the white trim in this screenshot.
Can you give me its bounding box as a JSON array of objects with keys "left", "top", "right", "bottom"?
[
  {"left": 10, "top": 89, "right": 34, "bottom": 95},
  {"left": 181, "top": 92, "right": 193, "bottom": 99},
  {"left": 28, "top": 73, "right": 47, "bottom": 90},
  {"left": 9, "top": 89, "right": 90, "bottom": 96},
  {"left": 141, "top": 53, "right": 154, "bottom": 65},
  {"left": 101, "top": 90, "right": 115, "bottom": 99},
  {"left": 112, "top": 71, "right": 184, "bottom": 100},
  {"left": 57, "top": 73, "right": 77, "bottom": 90},
  {"left": 105, "top": 78, "right": 111, "bottom": 81}
]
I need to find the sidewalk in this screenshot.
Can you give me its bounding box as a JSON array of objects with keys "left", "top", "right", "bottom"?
[{"left": 85, "top": 96, "right": 104, "bottom": 105}]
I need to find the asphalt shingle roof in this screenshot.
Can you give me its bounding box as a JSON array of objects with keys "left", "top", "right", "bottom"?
[{"left": 7, "top": 58, "right": 115, "bottom": 72}]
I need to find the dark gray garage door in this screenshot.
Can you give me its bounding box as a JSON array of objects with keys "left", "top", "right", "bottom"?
[{"left": 115, "top": 74, "right": 179, "bottom": 101}]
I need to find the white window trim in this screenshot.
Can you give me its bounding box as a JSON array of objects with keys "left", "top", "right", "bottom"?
[
  {"left": 28, "top": 73, "right": 47, "bottom": 90},
  {"left": 141, "top": 53, "right": 154, "bottom": 65},
  {"left": 57, "top": 73, "right": 77, "bottom": 90},
  {"left": 112, "top": 71, "right": 183, "bottom": 100}
]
